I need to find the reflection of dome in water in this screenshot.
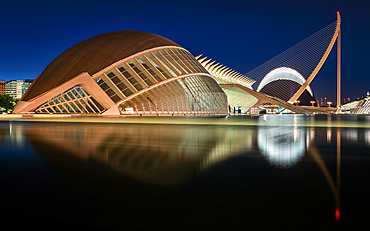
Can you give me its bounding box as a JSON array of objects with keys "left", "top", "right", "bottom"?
[
  {"left": 24, "top": 123, "right": 251, "bottom": 187},
  {"left": 257, "top": 126, "right": 309, "bottom": 168}
]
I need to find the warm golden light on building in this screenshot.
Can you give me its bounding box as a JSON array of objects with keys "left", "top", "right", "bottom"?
[{"left": 14, "top": 31, "right": 228, "bottom": 116}]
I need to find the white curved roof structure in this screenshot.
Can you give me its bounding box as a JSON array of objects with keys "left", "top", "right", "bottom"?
[
  {"left": 257, "top": 67, "right": 313, "bottom": 96},
  {"left": 14, "top": 31, "right": 228, "bottom": 116},
  {"left": 195, "top": 54, "right": 255, "bottom": 89}
]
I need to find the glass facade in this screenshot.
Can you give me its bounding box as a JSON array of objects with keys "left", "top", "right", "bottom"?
[
  {"left": 94, "top": 47, "right": 227, "bottom": 115},
  {"left": 36, "top": 86, "right": 106, "bottom": 114},
  {"left": 94, "top": 48, "right": 209, "bottom": 102},
  {"left": 33, "top": 47, "right": 228, "bottom": 115},
  {"left": 22, "top": 81, "right": 32, "bottom": 96},
  {"left": 118, "top": 75, "right": 228, "bottom": 115}
]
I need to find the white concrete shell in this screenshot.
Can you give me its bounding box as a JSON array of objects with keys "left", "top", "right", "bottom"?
[
  {"left": 195, "top": 55, "right": 255, "bottom": 88},
  {"left": 257, "top": 67, "right": 313, "bottom": 96},
  {"left": 14, "top": 32, "right": 228, "bottom": 116}
]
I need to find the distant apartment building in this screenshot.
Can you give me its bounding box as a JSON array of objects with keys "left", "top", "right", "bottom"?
[
  {"left": 0, "top": 80, "right": 5, "bottom": 94},
  {"left": 5, "top": 79, "right": 34, "bottom": 99},
  {"left": 6, "top": 80, "right": 24, "bottom": 99}
]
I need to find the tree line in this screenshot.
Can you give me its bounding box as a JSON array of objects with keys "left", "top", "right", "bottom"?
[{"left": 0, "top": 94, "right": 19, "bottom": 113}]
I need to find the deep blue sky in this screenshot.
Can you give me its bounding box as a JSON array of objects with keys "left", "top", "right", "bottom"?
[{"left": 1, "top": 0, "right": 369, "bottom": 103}]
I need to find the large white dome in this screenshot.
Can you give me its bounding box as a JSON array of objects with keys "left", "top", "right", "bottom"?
[{"left": 257, "top": 67, "right": 313, "bottom": 96}]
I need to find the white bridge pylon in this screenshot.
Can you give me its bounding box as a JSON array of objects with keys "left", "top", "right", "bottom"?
[{"left": 288, "top": 12, "right": 341, "bottom": 105}]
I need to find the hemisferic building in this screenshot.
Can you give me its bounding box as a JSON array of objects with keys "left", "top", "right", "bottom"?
[{"left": 14, "top": 31, "right": 228, "bottom": 116}]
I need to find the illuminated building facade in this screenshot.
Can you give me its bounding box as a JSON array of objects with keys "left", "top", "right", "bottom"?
[
  {"left": 195, "top": 55, "right": 259, "bottom": 112},
  {"left": 195, "top": 56, "right": 313, "bottom": 113},
  {"left": 14, "top": 31, "right": 228, "bottom": 115},
  {"left": 12, "top": 12, "right": 343, "bottom": 115},
  {"left": 337, "top": 94, "right": 370, "bottom": 114}
]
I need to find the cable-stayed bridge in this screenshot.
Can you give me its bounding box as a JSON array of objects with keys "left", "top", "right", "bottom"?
[{"left": 196, "top": 12, "right": 341, "bottom": 114}]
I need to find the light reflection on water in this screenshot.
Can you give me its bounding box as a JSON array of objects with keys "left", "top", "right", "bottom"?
[
  {"left": 257, "top": 126, "right": 308, "bottom": 168},
  {"left": 0, "top": 114, "right": 370, "bottom": 229},
  {"left": 20, "top": 123, "right": 255, "bottom": 186},
  {"left": 1, "top": 115, "right": 370, "bottom": 178}
]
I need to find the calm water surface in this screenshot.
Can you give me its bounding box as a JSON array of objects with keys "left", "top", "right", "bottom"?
[{"left": 1, "top": 114, "right": 369, "bottom": 230}]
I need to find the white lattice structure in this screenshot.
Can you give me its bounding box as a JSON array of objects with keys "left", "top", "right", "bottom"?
[
  {"left": 195, "top": 54, "right": 255, "bottom": 88},
  {"left": 337, "top": 97, "right": 370, "bottom": 114},
  {"left": 355, "top": 98, "right": 370, "bottom": 114},
  {"left": 195, "top": 55, "right": 258, "bottom": 112}
]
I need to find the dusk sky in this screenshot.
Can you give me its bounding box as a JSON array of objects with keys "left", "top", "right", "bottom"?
[{"left": 1, "top": 0, "right": 369, "bottom": 103}]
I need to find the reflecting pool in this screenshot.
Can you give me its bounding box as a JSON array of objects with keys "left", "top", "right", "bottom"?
[{"left": 1, "top": 114, "right": 369, "bottom": 230}]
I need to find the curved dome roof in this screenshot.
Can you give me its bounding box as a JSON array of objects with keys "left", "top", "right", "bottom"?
[
  {"left": 257, "top": 67, "right": 313, "bottom": 96},
  {"left": 23, "top": 31, "right": 181, "bottom": 101}
]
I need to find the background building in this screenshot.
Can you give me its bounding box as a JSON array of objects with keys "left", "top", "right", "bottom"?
[
  {"left": 22, "top": 79, "right": 34, "bottom": 96},
  {"left": 4, "top": 79, "right": 34, "bottom": 99},
  {"left": 0, "top": 80, "right": 5, "bottom": 94},
  {"left": 6, "top": 80, "right": 24, "bottom": 99}
]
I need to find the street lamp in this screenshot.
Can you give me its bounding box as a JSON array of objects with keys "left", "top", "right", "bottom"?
[
  {"left": 327, "top": 101, "right": 332, "bottom": 108},
  {"left": 310, "top": 101, "right": 316, "bottom": 107}
]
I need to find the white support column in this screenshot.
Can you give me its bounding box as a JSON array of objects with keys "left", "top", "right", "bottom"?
[{"left": 337, "top": 11, "right": 341, "bottom": 108}]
